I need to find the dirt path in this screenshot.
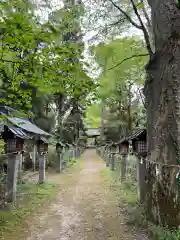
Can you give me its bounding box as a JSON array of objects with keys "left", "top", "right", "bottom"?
[{"left": 13, "top": 150, "right": 149, "bottom": 240}]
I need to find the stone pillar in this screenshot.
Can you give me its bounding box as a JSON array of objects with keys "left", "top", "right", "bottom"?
[
  {"left": 39, "top": 154, "right": 45, "bottom": 184},
  {"left": 106, "top": 151, "right": 109, "bottom": 167},
  {"left": 56, "top": 153, "right": 62, "bottom": 173},
  {"left": 32, "top": 144, "right": 37, "bottom": 171},
  {"left": 19, "top": 154, "right": 23, "bottom": 171},
  {"left": 137, "top": 156, "right": 146, "bottom": 202},
  {"left": 72, "top": 148, "right": 75, "bottom": 159},
  {"left": 18, "top": 154, "right": 23, "bottom": 184},
  {"left": 111, "top": 153, "right": 115, "bottom": 171},
  {"left": 120, "top": 154, "right": 127, "bottom": 182},
  {"left": 6, "top": 153, "right": 19, "bottom": 202}
]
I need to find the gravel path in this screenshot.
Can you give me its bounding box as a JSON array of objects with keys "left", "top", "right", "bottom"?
[{"left": 7, "top": 150, "right": 150, "bottom": 240}]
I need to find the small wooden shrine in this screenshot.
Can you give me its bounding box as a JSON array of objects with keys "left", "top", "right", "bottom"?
[
  {"left": 56, "top": 141, "right": 65, "bottom": 154},
  {"left": 37, "top": 137, "right": 49, "bottom": 155},
  {"left": 129, "top": 129, "right": 147, "bottom": 156},
  {"left": 2, "top": 125, "right": 32, "bottom": 154},
  {"left": 117, "top": 138, "right": 129, "bottom": 155}
]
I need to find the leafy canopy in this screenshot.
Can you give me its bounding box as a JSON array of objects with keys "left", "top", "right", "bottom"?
[{"left": 0, "top": 0, "right": 96, "bottom": 114}]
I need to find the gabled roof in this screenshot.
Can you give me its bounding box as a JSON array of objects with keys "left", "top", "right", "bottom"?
[
  {"left": 112, "top": 128, "right": 146, "bottom": 146},
  {"left": 8, "top": 126, "right": 33, "bottom": 139},
  {"left": 129, "top": 128, "right": 146, "bottom": 140},
  {"left": 8, "top": 117, "right": 50, "bottom": 136},
  {"left": 41, "top": 137, "right": 49, "bottom": 143},
  {"left": 0, "top": 105, "right": 51, "bottom": 139}
]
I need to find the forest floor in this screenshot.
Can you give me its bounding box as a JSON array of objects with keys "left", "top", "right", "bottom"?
[{"left": 1, "top": 150, "right": 150, "bottom": 240}]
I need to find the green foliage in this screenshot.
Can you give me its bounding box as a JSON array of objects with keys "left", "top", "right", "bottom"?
[
  {"left": 84, "top": 103, "right": 101, "bottom": 128},
  {"left": 89, "top": 37, "right": 147, "bottom": 138},
  {"left": 175, "top": 0, "right": 180, "bottom": 9},
  {"left": 0, "top": 0, "right": 96, "bottom": 120},
  {"left": 100, "top": 165, "right": 137, "bottom": 205},
  {"left": 92, "top": 37, "right": 147, "bottom": 99}
]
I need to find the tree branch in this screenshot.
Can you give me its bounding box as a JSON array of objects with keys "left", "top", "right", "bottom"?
[
  {"left": 108, "top": 53, "right": 149, "bottom": 70},
  {"left": 109, "top": 0, "right": 143, "bottom": 30},
  {"left": 109, "top": 17, "right": 127, "bottom": 26},
  {"left": 130, "top": 0, "right": 153, "bottom": 56}
]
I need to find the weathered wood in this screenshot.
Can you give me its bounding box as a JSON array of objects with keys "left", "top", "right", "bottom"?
[
  {"left": 6, "top": 154, "right": 19, "bottom": 202},
  {"left": 111, "top": 153, "right": 115, "bottom": 171},
  {"left": 137, "top": 156, "right": 146, "bottom": 203},
  {"left": 39, "top": 155, "right": 45, "bottom": 184},
  {"left": 120, "top": 154, "right": 127, "bottom": 182}
]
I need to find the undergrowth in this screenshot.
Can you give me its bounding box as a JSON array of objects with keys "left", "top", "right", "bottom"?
[
  {"left": 100, "top": 165, "right": 180, "bottom": 240},
  {"left": 0, "top": 155, "right": 81, "bottom": 238},
  {"left": 129, "top": 204, "right": 180, "bottom": 240},
  {"left": 0, "top": 182, "right": 56, "bottom": 236}
]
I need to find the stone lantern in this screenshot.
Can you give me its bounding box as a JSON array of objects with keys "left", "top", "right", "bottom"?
[
  {"left": 118, "top": 139, "right": 129, "bottom": 155},
  {"left": 130, "top": 129, "right": 147, "bottom": 202},
  {"left": 37, "top": 138, "right": 48, "bottom": 184},
  {"left": 56, "top": 142, "right": 64, "bottom": 173}
]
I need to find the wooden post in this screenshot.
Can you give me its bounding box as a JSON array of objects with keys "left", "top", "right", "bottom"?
[
  {"left": 32, "top": 144, "right": 37, "bottom": 171},
  {"left": 137, "top": 156, "right": 146, "bottom": 202},
  {"left": 111, "top": 153, "right": 115, "bottom": 171},
  {"left": 120, "top": 154, "right": 127, "bottom": 182},
  {"left": 39, "top": 154, "right": 45, "bottom": 184},
  {"left": 6, "top": 153, "right": 19, "bottom": 202}
]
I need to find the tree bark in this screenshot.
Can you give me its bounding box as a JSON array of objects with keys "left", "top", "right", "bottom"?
[{"left": 144, "top": 0, "right": 180, "bottom": 227}]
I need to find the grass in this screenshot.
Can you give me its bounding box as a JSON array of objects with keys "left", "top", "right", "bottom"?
[
  {"left": 0, "top": 154, "right": 83, "bottom": 238},
  {"left": 0, "top": 182, "right": 56, "bottom": 236},
  {"left": 100, "top": 166, "right": 137, "bottom": 205},
  {"left": 65, "top": 157, "right": 84, "bottom": 170},
  {"left": 100, "top": 164, "right": 180, "bottom": 240}
]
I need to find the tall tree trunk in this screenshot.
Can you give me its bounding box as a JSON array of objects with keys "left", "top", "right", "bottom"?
[{"left": 144, "top": 0, "right": 180, "bottom": 227}]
